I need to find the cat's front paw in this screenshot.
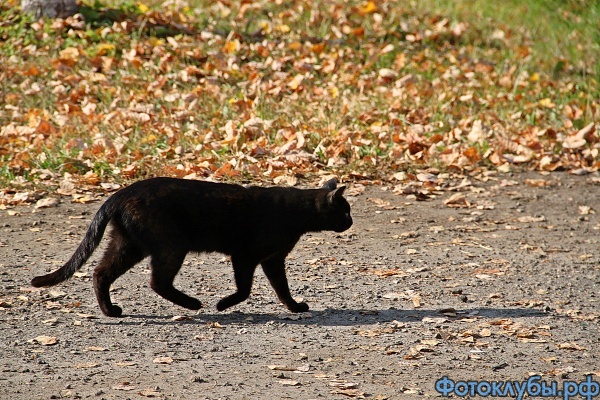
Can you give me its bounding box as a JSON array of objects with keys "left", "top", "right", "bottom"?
[
  {"left": 184, "top": 298, "right": 203, "bottom": 310},
  {"left": 289, "top": 302, "right": 309, "bottom": 313},
  {"left": 104, "top": 304, "right": 123, "bottom": 318},
  {"left": 216, "top": 298, "right": 231, "bottom": 311}
]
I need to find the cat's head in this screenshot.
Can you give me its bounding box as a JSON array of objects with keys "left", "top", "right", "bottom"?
[{"left": 321, "top": 178, "right": 353, "bottom": 232}]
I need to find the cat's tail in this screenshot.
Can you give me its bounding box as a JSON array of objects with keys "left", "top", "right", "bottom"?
[{"left": 31, "top": 198, "right": 117, "bottom": 287}]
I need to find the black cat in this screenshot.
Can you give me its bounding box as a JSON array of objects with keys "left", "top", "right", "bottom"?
[{"left": 31, "top": 177, "right": 352, "bottom": 317}]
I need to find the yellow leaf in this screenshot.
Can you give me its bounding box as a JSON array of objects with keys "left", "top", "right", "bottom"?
[
  {"left": 539, "top": 98, "right": 555, "bottom": 108},
  {"left": 288, "top": 75, "right": 304, "bottom": 90},
  {"left": 222, "top": 40, "right": 238, "bottom": 54},
  {"left": 96, "top": 43, "right": 115, "bottom": 56},
  {"left": 288, "top": 41, "right": 302, "bottom": 51},
  {"left": 530, "top": 72, "right": 540, "bottom": 82},
  {"left": 149, "top": 37, "right": 165, "bottom": 47},
  {"left": 59, "top": 47, "right": 80, "bottom": 61},
  {"left": 358, "top": 1, "right": 378, "bottom": 15},
  {"left": 142, "top": 134, "right": 156, "bottom": 144},
  {"left": 137, "top": 2, "right": 149, "bottom": 13},
  {"left": 278, "top": 24, "right": 291, "bottom": 33}
]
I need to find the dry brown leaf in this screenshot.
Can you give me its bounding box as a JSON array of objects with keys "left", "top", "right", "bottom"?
[
  {"left": 444, "top": 193, "right": 470, "bottom": 208},
  {"left": 85, "top": 346, "right": 108, "bottom": 352},
  {"left": 330, "top": 381, "right": 359, "bottom": 389},
  {"left": 35, "top": 197, "right": 58, "bottom": 208},
  {"left": 557, "top": 342, "right": 587, "bottom": 351},
  {"left": 382, "top": 292, "right": 404, "bottom": 300},
  {"left": 113, "top": 382, "right": 135, "bottom": 391},
  {"left": 76, "top": 313, "right": 98, "bottom": 319},
  {"left": 114, "top": 361, "right": 137, "bottom": 367},
  {"left": 153, "top": 356, "right": 173, "bottom": 364},
  {"left": 138, "top": 388, "right": 162, "bottom": 397},
  {"left": 439, "top": 308, "right": 457, "bottom": 317},
  {"left": 517, "top": 215, "right": 546, "bottom": 223},
  {"left": 171, "top": 315, "right": 193, "bottom": 321},
  {"left": 371, "top": 268, "right": 405, "bottom": 277},
  {"left": 268, "top": 365, "right": 295, "bottom": 371},
  {"left": 273, "top": 175, "right": 298, "bottom": 186},
  {"left": 32, "top": 335, "right": 58, "bottom": 346},
  {"left": 296, "top": 364, "right": 311, "bottom": 373},
  {"left": 279, "top": 379, "right": 301, "bottom": 386},
  {"left": 74, "top": 362, "right": 100, "bottom": 369},
  {"left": 412, "top": 295, "right": 422, "bottom": 308},
  {"left": 479, "top": 328, "right": 492, "bottom": 337}
]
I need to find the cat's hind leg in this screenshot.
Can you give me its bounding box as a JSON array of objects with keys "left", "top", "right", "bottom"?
[
  {"left": 149, "top": 251, "right": 202, "bottom": 311},
  {"left": 261, "top": 255, "right": 309, "bottom": 313},
  {"left": 216, "top": 256, "right": 258, "bottom": 311},
  {"left": 93, "top": 232, "right": 145, "bottom": 317}
]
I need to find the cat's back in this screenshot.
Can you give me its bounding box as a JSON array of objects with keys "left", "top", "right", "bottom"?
[
  {"left": 122, "top": 177, "right": 246, "bottom": 201},
  {"left": 112, "top": 177, "right": 248, "bottom": 221}
]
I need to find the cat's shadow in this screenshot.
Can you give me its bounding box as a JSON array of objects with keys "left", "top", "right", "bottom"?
[{"left": 97, "top": 307, "right": 552, "bottom": 327}]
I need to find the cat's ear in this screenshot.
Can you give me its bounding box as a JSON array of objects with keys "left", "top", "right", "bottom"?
[
  {"left": 322, "top": 178, "right": 338, "bottom": 191},
  {"left": 326, "top": 186, "right": 346, "bottom": 205}
]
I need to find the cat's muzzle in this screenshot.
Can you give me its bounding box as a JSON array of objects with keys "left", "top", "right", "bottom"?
[{"left": 334, "top": 216, "right": 353, "bottom": 232}]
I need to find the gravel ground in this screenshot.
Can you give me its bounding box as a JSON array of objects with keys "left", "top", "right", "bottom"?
[{"left": 1, "top": 172, "right": 599, "bottom": 399}]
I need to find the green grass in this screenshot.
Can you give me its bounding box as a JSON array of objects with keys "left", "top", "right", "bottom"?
[{"left": 411, "top": 0, "right": 599, "bottom": 79}]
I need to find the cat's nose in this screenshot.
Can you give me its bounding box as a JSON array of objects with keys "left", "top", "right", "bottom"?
[{"left": 336, "top": 216, "right": 352, "bottom": 232}]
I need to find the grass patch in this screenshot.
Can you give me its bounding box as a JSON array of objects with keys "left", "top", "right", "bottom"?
[{"left": 0, "top": 0, "right": 597, "bottom": 191}]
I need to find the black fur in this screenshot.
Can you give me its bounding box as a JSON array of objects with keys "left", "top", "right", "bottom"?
[{"left": 31, "top": 177, "right": 352, "bottom": 317}]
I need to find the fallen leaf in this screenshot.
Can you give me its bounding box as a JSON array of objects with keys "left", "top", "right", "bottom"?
[
  {"left": 558, "top": 342, "right": 587, "bottom": 351},
  {"left": 273, "top": 175, "right": 298, "bottom": 186},
  {"left": 578, "top": 205, "right": 593, "bottom": 215},
  {"left": 74, "top": 362, "right": 100, "bottom": 368},
  {"left": 35, "top": 197, "right": 58, "bottom": 208},
  {"left": 85, "top": 346, "right": 108, "bottom": 352},
  {"left": 279, "top": 379, "right": 300, "bottom": 386},
  {"left": 517, "top": 215, "right": 546, "bottom": 223},
  {"left": 268, "top": 365, "right": 295, "bottom": 371},
  {"left": 439, "top": 308, "right": 457, "bottom": 317},
  {"left": 138, "top": 389, "right": 162, "bottom": 397},
  {"left": 295, "top": 364, "right": 311, "bottom": 373},
  {"left": 76, "top": 313, "right": 98, "bottom": 319},
  {"left": 412, "top": 295, "right": 422, "bottom": 308},
  {"left": 383, "top": 292, "right": 404, "bottom": 300},
  {"left": 422, "top": 317, "right": 448, "bottom": 324},
  {"left": 114, "top": 361, "right": 137, "bottom": 367},
  {"left": 371, "top": 268, "right": 405, "bottom": 277},
  {"left": 480, "top": 328, "right": 492, "bottom": 337},
  {"left": 153, "top": 356, "right": 173, "bottom": 364},
  {"left": 113, "top": 382, "right": 135, "bottom": 391},
  {"left": 171, "top": 315, "right": 193, "bottom": 321},
  {"left": 330, "top": 381, "right": 359, "bottom": 389},
  {"left": 444, "top": 193, "right": 470, "bottom": 208},
  {"left": 32, "top": 335, "right": 58, "bottom": 346},
  {"left": 539, "top": 98, "right": 555, "bottom": 108}
]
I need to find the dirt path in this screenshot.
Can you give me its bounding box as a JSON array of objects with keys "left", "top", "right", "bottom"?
[{"left": 1, "top": 172, "right": 599, "bottom": 399}]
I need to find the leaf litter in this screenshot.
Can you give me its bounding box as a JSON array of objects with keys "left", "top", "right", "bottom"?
[{"left": 0, "top": 0, "right": 598, "bottom": 206}]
